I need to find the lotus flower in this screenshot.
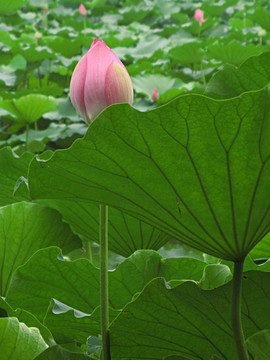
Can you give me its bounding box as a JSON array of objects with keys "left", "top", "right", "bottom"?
[
  {"left": 151, "top": 88, "right": 159, "bottom": 101},
  {"left": 70, "top": 39, "right": 133, "bottom": 124},
  {"left": 79, "top": 4, "right": 87, "bottom": 16},
  {"left": 194, "top": 9, "right": 207, "bottom": 26}
]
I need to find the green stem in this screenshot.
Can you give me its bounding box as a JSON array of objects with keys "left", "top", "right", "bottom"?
[
  {"left": 44, "top": 12, "right": 48, "bottom": 30},
  {"left": 38, "top": 67, "right": 42, "bottom": 88},
  {"left": 231, "top": 260, "right": 249, "bottom": 360},
  {"left": 83, "top": 17, "right": 87, "bottom": 36},
  {"left": 85, "top": 241, "right": 93, "bottom": 263},
  {"left": 99, "top": 204, "right": 110, "bottom": 360}
]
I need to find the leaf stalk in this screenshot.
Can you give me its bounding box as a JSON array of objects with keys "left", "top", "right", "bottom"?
[{"left": 231, "top": 259, "right": 249, "bottom": 360}]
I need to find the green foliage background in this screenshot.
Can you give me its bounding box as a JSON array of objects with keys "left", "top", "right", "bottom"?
[{"left": 0, "top": 0, "right": 270, "bottom": 359}]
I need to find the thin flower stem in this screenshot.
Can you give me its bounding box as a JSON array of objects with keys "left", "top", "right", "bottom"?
[
  {"left": 99, "top": 204, "right": 111, "bottom": 360},
  {"left": 83, "top": 17, "right": 87, "bottom": 36},
  {"left": 231, "top": 260, "right": 249, "bottom": 360}
]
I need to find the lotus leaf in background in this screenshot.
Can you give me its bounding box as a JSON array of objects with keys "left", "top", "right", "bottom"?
[
  {"left": 0, "top": 147, "right": 33, "bottom": 206},
  {"left": 246, "top": 329, "right": 270, "bottom": 360},
  {"left": 2, "top": 143, "right": 171, "bottom": 257},
  {"left": 39, "top": 199, "right": 171, "bottom": 257},
  {"left": 29, "top": 88, "right": 270, "bottom": 261},
  {"left": 109, "top": 270, "right": 270, "bottom": 360},
  {"left": 205, "top": 51, "right": 270, "bottom": 99},
  {"left": 0, "top": 201, "right": 81, "bottom": 296},
  {"left": 250, "top": 232, "right": 270, "bottom": 259},
  {"left": 207, "top": 40, "right": 270, "bottom": 67},
  {"left": 6, "top": 246, "right": 242, "bottom": 352},
  {"left": 6, "top": 247, "right": 208, "bottom": 319},
  {"left": 34, "top": 346, "right": 89, "bottom": 360},
  {"left": 0, "top": 317, "right": 47, "bottom": 360},
  {"left": 0, "top": 0, "right": 27, "bottom": 14},
  {"left": 0, "top": 297, "right": 54, "bottom": 346},
  {"left": 0, "top": 94, "right": 58, "bottom": 127}
]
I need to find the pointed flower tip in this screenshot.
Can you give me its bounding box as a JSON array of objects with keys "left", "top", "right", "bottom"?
[
  {"left": 151, "top": 88, "right": 159, "bottom": 101},
  {"left": 90, "top": 38, "right": 106, "bottom": 50},
  {"left": 194, "top": 8, "right": 205, "bottom": 23},
  {"left": 79, "top": 3, "right": 87, "bottom": 15}
]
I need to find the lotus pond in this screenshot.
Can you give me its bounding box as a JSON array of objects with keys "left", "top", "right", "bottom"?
[{"left": 0, "top": 0, "right": 270, "bottom": 359}]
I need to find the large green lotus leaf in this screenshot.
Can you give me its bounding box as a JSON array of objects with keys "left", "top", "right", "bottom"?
[
  {"left": 110, "top": 270, "right": 270, "bottom": 360},
  {"left": 35, "top": 346, "right": 89, "bottom": 360},
  {"left": 0, "top": 147, "right": 33, "bottom": 206},
  {"left": 205, "top": 51, "right": 270, "bottom": 99},
  {"left": 6, "top": 247, "right": 207, "bottom": 322},
  {"left": 0, "top": 317, "right": 47, "bottom": 360},
  {"left": 118, "top": 6, "right": 155, "bottom": 25},
  {"left": 114, "top": 35, "right": 169, "bottom": 60},
  {"left": 29, "top": 89, "right": 270, "bottom": 260},
  {"left": 2, "top": 123, "right": 86, "bottom": 147},
  {"left": 0, "top": 29, "right": 16, "bottom": 47},
  {"left": 198, "top": 263, "right": 232, "bottom": 290},
  {"left": 202, "top": 1, "right": 230, "bottom": 17},
  {"left": 0, "top": 54, "right": 27, "bottom": 74},
  {"left": 0, "top": 202, "right": 81, "bottom": 296},
  {"left": 40, "top": 199, "right": 170, "bottom": 257},
  {"left": 4, "top": 144, "right": 170, "bottom": 257},
  {"left": 249, "top": 7, "right": 270, "bottom": 31},
  {"left": 44, "top": 36, "right": 82, "bottom": 58},
  {"left": 45, "top": 261, "right": 235, "bottom": 346},
  {"left": 0, "top": 94, "right": 58, "bottom": 124},
  {"left": 246, "top": 330, "right": 270, "bottom": 360},
  {"left": 0, "top": 296, "right": 13, "bottom": 316},
  {"left": 43, "top": 301, "right": 119, "bottom": 345},
  {"left": 169, "top": 42, "right": 204, "bottom": 65},
  {"left": 207, "top": 41, "right": 269, "bottom": 66},
  {"left": 0, "top": 0, "right": 26, "bottom": 14},
  {"left": 250, "top": 232, "right": 270, "bottom": 259},
  {"left": 14, "top": 46, "right": 56, "bottom": 63},
  {"left": 0, "top": 297, "right": 54, "bottom": 346}
]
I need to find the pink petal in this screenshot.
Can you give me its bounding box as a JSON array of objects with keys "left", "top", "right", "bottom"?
[
  {"left": 105, "top": 61, "right": 133, "bottom": 106},
  {"left": 151, "top": 88, "right": 159, "bottom": 101},
  {"left": 83, "top": 40, "right": 127, "bottom": 121},
  {"left": 79, "top": 4, "right": 87, "bottom": 15},
  {"left": 194, "top": 8, "right": 204, "bottom": 22},
  {"left": 69, "top": 53, "right": 89, "bottom": 123}
]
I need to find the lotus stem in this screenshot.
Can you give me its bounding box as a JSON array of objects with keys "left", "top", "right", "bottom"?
[
  {"left": 99, "top": 204, "right": 111, "bottom": 360},
  {"left": 231, "top": 259, "right": 249, "bottom": 360},
  {"left": 83, "top": 17, "right": 87, "bottom": 36}
]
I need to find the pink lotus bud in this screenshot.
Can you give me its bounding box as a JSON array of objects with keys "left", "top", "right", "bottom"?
[
  {"left": 70, "top": 39, "right": 133, "bottom": 124},
  {"left": 79, "top": 4, "right": 87, "bottom": 16},
  {"left": 194, "top": 9, "right": 207, "bottom": 26},
  {"left": 151, "top": 88, "right": 159, "bottom": 101}
]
